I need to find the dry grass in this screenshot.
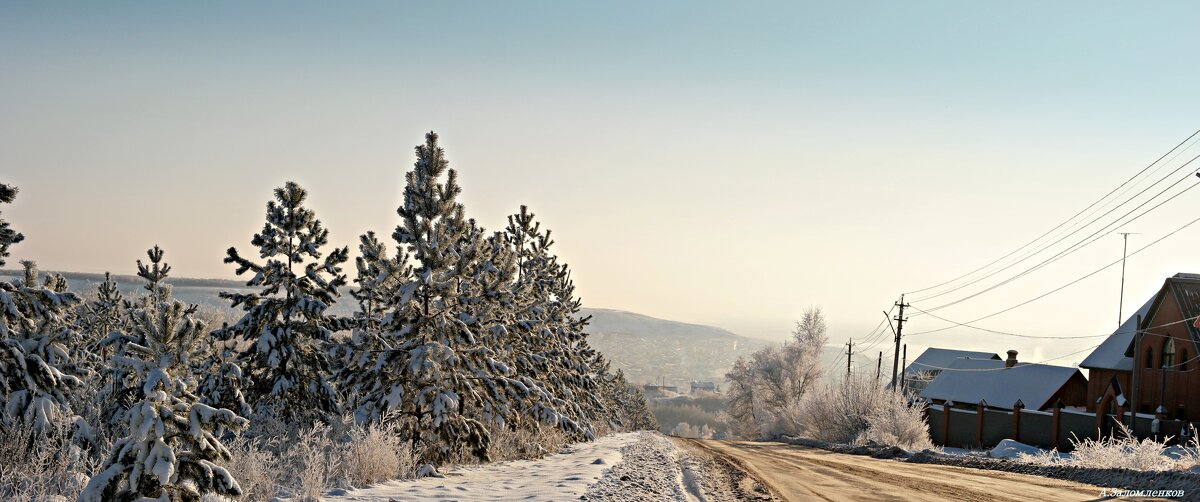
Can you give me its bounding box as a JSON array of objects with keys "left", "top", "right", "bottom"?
[
  {"left": 0, "top": 415, "right": 97, "bottom": 502},
  {"left": 1015, "top": 423, "right": 1200, "bottom": 472}
]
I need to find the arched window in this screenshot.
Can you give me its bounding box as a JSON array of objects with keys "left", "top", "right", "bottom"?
[
  {"left": 1163, "top": 339, "right": 1176, "bottom": 368},
  {"left": 1145, "top": 346, "right": 1155, "bottom": 369},
  {"left": 1182, "top": 349, "right": 1190, "bottom": 372}
]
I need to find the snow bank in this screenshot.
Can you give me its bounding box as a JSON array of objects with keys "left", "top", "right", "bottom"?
[
  {"left": 324, "top": 432, "right": 639, "bottom": 501},
  {"left": 989, "top": 439, "right": 1044, "bottom": 459}
]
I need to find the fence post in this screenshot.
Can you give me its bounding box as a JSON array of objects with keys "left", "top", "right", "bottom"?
[
  {"left": 1051, "top": 399, "right": 1065, "bottom": 450},
  {"left": 1012, "top": 399, "right": 1024, "bottom": 443},
  {"left": 976, "top": 399, "right": 987, "bottom": 447},
  {"left": 943, "top": 400, "right": 954, "bottom": 447}
]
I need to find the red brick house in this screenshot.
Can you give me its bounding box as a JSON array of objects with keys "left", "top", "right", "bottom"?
[{"left": 1083, "top": 273, "right": 1200, "bottom": 421}]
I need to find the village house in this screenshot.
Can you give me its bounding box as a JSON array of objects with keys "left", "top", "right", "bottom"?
[
  {"left": 901, "top": 347, "right": 1001, "bottom": 394},
  {"left": 1083, "top": 273, "right": 1200, "bottom": 421},
  {"left": 689, "top": 381, "right": 718, "bottom": 394},
  {"left": 920, "top": 350, "right": 1088, "bottom": 411}
]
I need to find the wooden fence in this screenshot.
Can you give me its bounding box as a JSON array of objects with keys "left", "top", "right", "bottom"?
[{"left": 924, "top": 401, "right": 1192, "bottom": 452}]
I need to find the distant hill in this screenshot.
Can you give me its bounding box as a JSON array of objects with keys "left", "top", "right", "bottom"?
[{"left": 578, "top": 308, "right": 775, "bottom": 386}]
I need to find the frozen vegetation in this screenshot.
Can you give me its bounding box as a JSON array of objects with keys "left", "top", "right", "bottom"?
[{"left": 0, "top": 133, "right": 656, "bottom": 501}]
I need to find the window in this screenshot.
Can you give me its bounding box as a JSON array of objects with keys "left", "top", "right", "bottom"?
[
  {"left": 1183, "top": 349, "right": 1190, "bottom": 372},
  {"left": 1163, "top": 339, "right": 1176, "bottom": 368},
  {"left": 1145, "top": 347, "right": 1155, "bottom": 369}
]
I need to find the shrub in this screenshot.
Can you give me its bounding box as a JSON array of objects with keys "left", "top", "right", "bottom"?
[
  {"left": 796, "top": 375, "right": 932, "bottom": 450},
  {"left": 0, "top": 414, "right": 97, "bottom": 502},
  {"left": 224, "top": 436, "right": 281, "bottom": 502},
  {"left": 339, "top": 420, "right": 416, "bottom": 487}
]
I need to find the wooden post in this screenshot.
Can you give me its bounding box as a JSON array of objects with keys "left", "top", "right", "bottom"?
[
  {"left": 976, "top": 399, "right": 987, "bottom": 447},
  {"left": 1012, "top": 399, "right": 1024, "bottom": 443},
  {"left": 1129, "top": 315, "right": 1143, "bottom": 428},
  {"left": 943, "top": 400, "right": 954, "bottom": 447}
]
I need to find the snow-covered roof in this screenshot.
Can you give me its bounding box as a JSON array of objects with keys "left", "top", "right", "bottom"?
[
  {"left": 1079, "top": 297, "right": 1154, "bottom": 371},
  {"left": 919, "top": 358, "right": 1085, "bottom": 410},
  {"left": 905, "top": 347, "right": 1001, "bottom": 375}
]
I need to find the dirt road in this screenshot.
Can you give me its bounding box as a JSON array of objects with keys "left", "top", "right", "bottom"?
[{"left": 683, "top": 439, "right": 1110, "bottom": 502}]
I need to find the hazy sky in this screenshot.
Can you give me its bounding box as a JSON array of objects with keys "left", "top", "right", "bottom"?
[{"left": 3, "top": 2, "right": 1200, "bottom": 369}]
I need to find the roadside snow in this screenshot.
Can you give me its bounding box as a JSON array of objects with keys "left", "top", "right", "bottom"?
[
  {"left": 324, "top": 432, "right": 639, "bottom": 501},
  {"left": 988, "top": 439, "right": 1044, "bottom": 459}
]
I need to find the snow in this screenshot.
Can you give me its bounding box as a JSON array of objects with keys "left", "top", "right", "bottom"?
[
  {"left": 989, "top": 439, "right": 1045, "bottom": 459},
  {"left": 919, "top": 358, "right": 1084, "bottom": 410},
  {"left": 905, "top": 348, "right": 1001, "bottom": 376},
  {"left": 325, "top": 432, "right": 639, "bottom": 501}
]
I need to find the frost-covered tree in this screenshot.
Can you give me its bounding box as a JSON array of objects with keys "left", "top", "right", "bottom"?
[
  {"left": 137, "top": 245, "right": 172, "bottom": 305},
  {"left": 724, "top": 307, "right": 828, "bottom": 438},
  {"left": 215, "top": 181, "right": 349, "bottom": 423},
  {"left": 81, "top": 301, "right": 249, "bottom": 502}
]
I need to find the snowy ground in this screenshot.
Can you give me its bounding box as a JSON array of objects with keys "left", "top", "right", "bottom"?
[
  {"left": 323, "top": 431, "right": 772, "bottom": 502},
  {"left": 324, "top": 432, "right": 636, "bottom": 501}
]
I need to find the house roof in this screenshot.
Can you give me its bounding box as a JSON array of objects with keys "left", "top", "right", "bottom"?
[
  {"left": 905, "top": 347, "right": 1001, "bottom": 375},
  {"left": 919, "top": 358, "right": 1085, "bottom": 410},
  {"left": 1079, "top": 296, "right": 1154, "bottom": 371}
]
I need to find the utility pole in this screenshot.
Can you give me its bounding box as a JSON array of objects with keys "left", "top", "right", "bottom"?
[
  {"left": 1129, "top": 315, "right": 1142, "bottom": 428},
  {"left": 876, "top": 351, "right": 882, "bottom": 381},
  {"left": 846, "top": 340, "right": 853, "bottom": 377},
  {"left": 900, "top": 344, "right": 907, "bottom": 392},
  {"left": 891, "top": 295, "right": 909, "bottom": 390},
  {"left": 1118, "top": 232, "right": 1138, "bottom": 326}
]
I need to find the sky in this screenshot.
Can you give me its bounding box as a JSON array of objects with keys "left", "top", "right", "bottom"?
[{"left": 3, "top": 1, "right": 1200, "bottom": 370}]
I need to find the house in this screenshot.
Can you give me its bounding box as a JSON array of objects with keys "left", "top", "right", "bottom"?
[
  {"left": 689, "top": 381, "right": 718, "bottom": 394},
  {"left": 1085, "top": 273, "right": 1200, "bottom": 421},
  {"left": 920, "top": 350, "right": 1088, "bottom": 411},
  {"left": 902, "top": 347, "right": 1001, "bottom": 394},
  {"left": 1079, "top": 296, "right": 1154, "bottom": 414},
  {"left": 642, "top": 384, "right": 680, "bottom": 397}
]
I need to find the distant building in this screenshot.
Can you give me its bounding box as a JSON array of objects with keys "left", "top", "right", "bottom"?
[
  {"left": 690, "top": 381, "right": 718, "bottom": 394},
  {"left": 642, "top": 384, "right": 680, "bottom": 397},
  {"left": 920, "top": 350, "right": 1088, "bottom": 411}
]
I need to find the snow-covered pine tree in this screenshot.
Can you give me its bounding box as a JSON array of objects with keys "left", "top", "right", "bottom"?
[
  {"left": 501, "top": 206, "right": 599, "bottom": 434},
  {"left": 0, "top": 186, "right": 88, "bottom": 432},
  {"left": 0, "top": 183, "right": 23, "bottom": 267},
  {"left": 215, "top": 181, "right": 349, "bottom": 423},
  {"left": 80, "top": 300, "right": 248, "bottom": 502},
  {"left": 137, "top": 245, "right": 172, "bottom": 305},
  {"left": 194, "top": 339, "right": 252, "bottom": 420},
  {"left": 0, "top": 260, "right": 87, "bottom": 432},
  {"left": 343, "top": 132, "right": 527, "bottom": 464},
  {"left": 351, "top": 230, "right": 411, "bottom": 334}
]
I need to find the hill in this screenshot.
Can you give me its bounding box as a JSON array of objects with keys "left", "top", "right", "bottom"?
[{"left": 579, "top": 308, "right": 775, "bottom": 386}]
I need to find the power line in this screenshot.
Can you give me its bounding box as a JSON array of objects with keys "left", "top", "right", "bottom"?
[
  {"left": 914, "top": 161, "right": 1200, "bottom": 308},
  {"left": 904, "top": 129, "right": 1200, "bottom": 297},
  {"left": 914, "top": 174, "right": 1200, "bottom": 316},
  {"left": 905, "top": 306, "right": 1200, "bottom": 339}
]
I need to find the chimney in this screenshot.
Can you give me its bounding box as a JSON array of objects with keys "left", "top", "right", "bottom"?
[{"left": 1005, "top": 350, "right": 1018, "bottom": 368}]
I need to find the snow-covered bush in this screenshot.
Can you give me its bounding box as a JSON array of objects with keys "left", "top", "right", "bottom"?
[
  {"left": 796, "top": 374, "right": 932, "bottom": 450},
  {"left": 223, "top": 436, "right": 280, "bottom": 502},
  {"left": 859, "top": 387, "right": 933, "bottom": 450},
  {"left": 0, "top": 412, "right": 96, "bottom": 502},
  {"left": 287, "top": 422, "right": 335, "bottom": 502},
  {"left": 339, "top": 420, "right": 417, "bottom": 487}
]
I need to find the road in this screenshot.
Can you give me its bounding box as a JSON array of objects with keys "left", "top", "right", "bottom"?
[{"left": 682, "top": 439, "right": 1109, "bottom": 502}]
